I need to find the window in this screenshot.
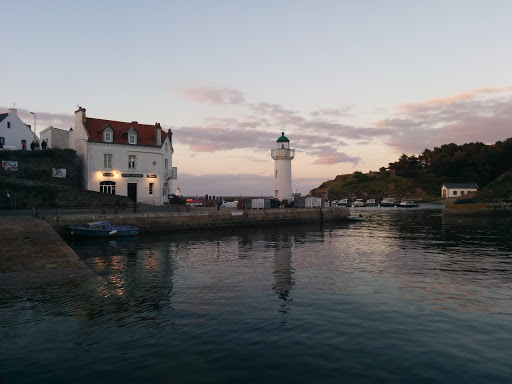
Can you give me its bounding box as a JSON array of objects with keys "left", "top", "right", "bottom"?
[
  {"left": 21, "top": 140, "right": 27, "bottom": 150},
  {"left": 7, "top": 122, "right": 10, "bottom": 128},
  {"left": 128, "top": 155, "right": 136, "bottom": 169},
  {"left": 165, "top": 143, "right": 168, "bottom": 151},
  {"left": 0, "top": 137, "right": 4, "bottom": 146},
  {"left": 104, "top": 154, "right": 112, "bottom": 169},
  {"left": 461, "top": 191, "right": 465, "bottom": 195},
  {"left": 104, "top": 132, "right": 112, "bottom": 142},
  {"left": 275, "top": 170, "right": 278, "bottom": 178},
  {"left": 149, "top": 183, "right": 154, "bottom": 195},
  {"left": 100, "top": 181, "right": 116, "bottom": 194},
  {"left": 165, "top": 159, "right": 168, "bottom": 169},
  {"left": 163, "top": 182, "right": 169, "bottom": 198},
  {"left": 453, "top": 191, "right": 458, "bottom": 196},
  {"left": 129, "top": 134, "right": 137, "bottom": 144}
]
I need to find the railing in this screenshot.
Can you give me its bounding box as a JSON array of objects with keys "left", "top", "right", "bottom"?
[{"left": 271, "top": 148, "right": 295, "bottom": 159}]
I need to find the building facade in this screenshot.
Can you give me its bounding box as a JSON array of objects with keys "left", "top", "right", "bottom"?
[
  {"left": 0, "top": 108, "right": 38, "bottom": 150},
  {"left": 441, "top": 183, "right": 479, "bottom": 198},
  {"left": 71, "top": 107, "right": 176, "bottom": 205}
]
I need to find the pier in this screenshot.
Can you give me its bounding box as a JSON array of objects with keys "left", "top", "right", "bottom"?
[
  {"left": 45, "top": 207, "right": 351, "bottom": 234},
  {"left": 0, "top": 217, "right": 91, "bottom": 284}
]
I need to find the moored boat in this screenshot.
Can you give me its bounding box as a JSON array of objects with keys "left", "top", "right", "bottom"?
[
  {"left": 380, "top": 198, "right": 397, "bottom": 207},
  {"left": 348, "top": 214, "right": 366, "bottom": 222},
  {"left": 70, "top": 221, "right": 139, "bottom": 238},
  {"left": 336, "top": 199, "right": 350, "bottom": 207},
  {"left": 398, "top": 200, "right": 419, "bottom": 208},
  {"left": 352, "top": 198, "right": 365, "bottom": 207},
  {"left": 365, "top": 199, "right": 377, "bottom": 206}
]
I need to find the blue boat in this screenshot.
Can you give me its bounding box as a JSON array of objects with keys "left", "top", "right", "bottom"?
[{"left": 70, "top": 221, "right": 139, "bottom": 238}]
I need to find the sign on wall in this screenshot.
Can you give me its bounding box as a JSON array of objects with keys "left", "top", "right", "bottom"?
[
  {"left": 1, "top": 161, "right": 18, "bottom": 171},
  {"left": 52, "top": 168, "right": 67, "bottom": 178}
]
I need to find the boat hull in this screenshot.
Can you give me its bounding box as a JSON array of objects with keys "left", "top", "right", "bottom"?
[
  {"left": 348, "top": 215, "right": 366, "bottom": 222},
  {"left": 70, "top": 228, "right": 139, "bottom": 237},
  {"left": 70, "top": 222, "right": 139, "bottom": 238}
]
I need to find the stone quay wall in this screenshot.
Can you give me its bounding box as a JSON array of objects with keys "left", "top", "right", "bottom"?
[{"left": 46, "top": 207, "right": 351, "bottom": 234}]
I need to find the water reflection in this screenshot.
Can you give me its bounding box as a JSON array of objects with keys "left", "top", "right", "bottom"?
[
  {"left": 68, "top": 237, "right": 177, "bottom": 325},
  {"left": 1, "top": 212, "right": 511, "bottom": 383},
  {"left": 272, "top": 233, "right": 294, "bottom": 315}
]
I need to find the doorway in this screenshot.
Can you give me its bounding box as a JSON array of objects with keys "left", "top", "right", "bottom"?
[{"left": 127, "top": 183, "right": 137, "bottom": 202}]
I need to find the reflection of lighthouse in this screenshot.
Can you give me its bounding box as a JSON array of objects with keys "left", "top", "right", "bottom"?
[
  {"left": 271, "top": 132, "right": 295, "bottom": 203},
  {"left": 272, "top": 234, "right": 294, "bottom": 306}
]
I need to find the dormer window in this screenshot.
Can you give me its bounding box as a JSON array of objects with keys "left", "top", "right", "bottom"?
[
  {"left": 103, "top": 125, "right": 114, "bottom": 142},
  {"left": 127, "top": 127, "right": 138, "bottom": 145}
]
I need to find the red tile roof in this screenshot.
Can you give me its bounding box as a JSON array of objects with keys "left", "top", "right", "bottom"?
[{"left": 85, "top": 117, "right": 170, "bottom": 146}]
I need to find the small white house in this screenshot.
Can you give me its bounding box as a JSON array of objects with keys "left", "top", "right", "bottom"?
[
  {"left": 40, "top": 126, "right": 72, "bottom": 149},
  {"left": 0, "top": 108, "right": 38, "bottom": 150},
  {"left": 441, "top": 183, "right": 479, "bottom": 198}
]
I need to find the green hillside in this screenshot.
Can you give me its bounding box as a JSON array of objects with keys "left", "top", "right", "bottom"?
[{"left": 310, "top": 138, "right": 512, "bottom": 202}]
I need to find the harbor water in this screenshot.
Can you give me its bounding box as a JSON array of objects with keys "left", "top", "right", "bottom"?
[{"left": 1, "top": 207, "right": 511, "bottom": 383}]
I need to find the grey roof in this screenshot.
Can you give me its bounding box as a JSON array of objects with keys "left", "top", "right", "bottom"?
[
  {"left": 0, "top": 113, "right": 7, "bottom": 123},
  {"left": 442, "top": 183, "right": 479, "bottom": 189}
]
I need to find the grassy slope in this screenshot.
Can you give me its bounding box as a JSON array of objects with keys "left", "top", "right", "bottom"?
[{"left": 312, "top": 170, "right": 512, "bottom": 202}]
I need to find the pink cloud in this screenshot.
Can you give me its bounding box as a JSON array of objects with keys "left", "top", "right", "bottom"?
[
  {"left": 380, "top": 88, "right": 512, "bottom": 154},
  {"left": 400, "top": 85, "right": 512, "bottom": 113}
]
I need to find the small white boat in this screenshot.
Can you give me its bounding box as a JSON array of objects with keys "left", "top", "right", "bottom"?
[
  {"left": 222, "top": 200, "right": 239, "bottom": 208},
  {"left": 336, "top": 199, "right": 350, "bottom": 207},
  {"left": 398, "top": 200, "right": 419, "bottom": 208},
  {"left": 352, "top": 199, "right": 365, "bottom": 207},
  {"left": 348, "top": 214, "right": 366, "bottom": 222},
  {"left": 380, "top": 198, "right": 396, "bottom": 207},
  {"left": 365, "top": 199, "right": 377, "bottom": 206}
]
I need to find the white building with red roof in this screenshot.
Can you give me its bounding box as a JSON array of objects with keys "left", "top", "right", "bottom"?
[{"left": 71, "top": 107, "right": 176, "bottom": 205}]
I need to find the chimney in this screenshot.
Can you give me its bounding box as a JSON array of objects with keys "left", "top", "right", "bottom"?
[
  {"left": 74, "top": 107, "right": 86, "bottom": 129},
  {"left": 155, "top": 123, "right": 162, "bottom": 146},
  {"left": 131, "top": 121, "right": 138, "bottom": 124},
  {"left": 8, "top": 108, "right": 17, "bottom": 116}
]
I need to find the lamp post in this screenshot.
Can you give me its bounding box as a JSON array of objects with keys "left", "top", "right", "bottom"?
[{"left": 29, "top": 111, "right": 36, "bottom": 144}]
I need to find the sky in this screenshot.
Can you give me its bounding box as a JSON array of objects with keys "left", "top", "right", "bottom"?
[{"left": 2, "top": 0, "right": 512, "bottom": 196}]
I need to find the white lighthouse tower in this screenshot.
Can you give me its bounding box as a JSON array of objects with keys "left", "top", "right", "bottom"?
[{"left": 271, "top": 132, "right": 295, "bottom": 203}]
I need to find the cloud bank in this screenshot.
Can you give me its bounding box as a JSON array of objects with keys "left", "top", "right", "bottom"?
[{"left": 378, "top": 86, "right": 512, "bottom": 154}]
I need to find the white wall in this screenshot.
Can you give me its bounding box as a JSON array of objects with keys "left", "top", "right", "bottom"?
[
  {"left": 274, "top": 159, "right": 292, "bottom": 202},
  {"left": 0, "top": 109, "right": 38, "bottom": 150},
  {"left": 442, "top": 187, "right": 478, "bottom": 197},
  {"left": 87, "top": 142, "right": 166, "bottom": 204},
  {"left": 74, "top": 108, "right": 91, "bottom": 188},
  {"left": 39, "top": 126, "right": 70, "bottom": 149}
]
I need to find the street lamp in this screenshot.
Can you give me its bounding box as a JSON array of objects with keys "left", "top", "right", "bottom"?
[{"left": 29, "top": 111, "right": 36, "bottom": 143}]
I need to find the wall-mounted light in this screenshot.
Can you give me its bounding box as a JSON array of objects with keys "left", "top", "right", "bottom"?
[
  {"left": 103, "top": 172, "right": 114, "bottom": 177},
  {"left": 147, "top": 174, "right": 157, "bottom": 178}
]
